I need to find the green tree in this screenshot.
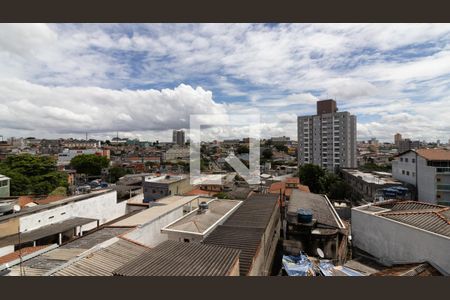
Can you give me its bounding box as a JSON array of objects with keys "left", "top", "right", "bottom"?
[
  {"left": 70, "top": 154, "right": 109, "bottom": 176},
  {"left": 216, "top": 192, "right": 229, "bottom": 199},
  {"left": 274, "top": 144, "right": 288, "bottom": 153},
  {"left": 262, "top": 148, "right": 273, "bottom": 160},
  {"left": 109, "top": 166, "right": 133, "bottom": 183},
  {"left": 49, "top": 186, "right": 67, "bottom": 196},
  {"left": 297, "top": 164, "right": 326, "bottom": 193},
  {"left": 0, "top": 154, "right": 67, "bottom": 196},
  {"left": 236, "top": 145, "right": 249, "bottom": 154}
]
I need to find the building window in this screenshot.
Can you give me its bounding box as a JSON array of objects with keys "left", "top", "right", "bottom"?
[
  {"left": 406, "top": 171, "right": 410, "bottom": 176},
  {"left": 405, "top": 158, "right": 408, "bottom": 162},
  {"left": 412, "top": 158, "right": 415, "bottom": 163},
  {"left": 402, "top": 170, "right": 405, "bottom": 175},
  {"left": 437, "top": 178, "right": 441, "bottom": 182},
  {"left": 400, "top": 158, "right": 403, "bottom": 162},
  {"left": 437, "top": 194, "right": 441, "bottom": 199}
]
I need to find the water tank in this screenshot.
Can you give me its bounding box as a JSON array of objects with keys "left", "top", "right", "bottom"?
[
  {"left": 297, "top": 208, "right": 313, "bottom": 223},
  {"left": 198, "top": 201, "right": 209, "bottom": 213}
]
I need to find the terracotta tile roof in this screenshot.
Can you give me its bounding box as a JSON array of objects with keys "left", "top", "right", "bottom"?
[
  {"left": 0, "top": 245, "right": 49, "bottom": 265},
  {"left": 415, "top": 149, "right": 450, "bottom": 161},
  {"left": 374, "top": 200, "right": 450, "bottom": 238},
  {"left": 285, "top": 177, "right": 300, "bottom": 184}
]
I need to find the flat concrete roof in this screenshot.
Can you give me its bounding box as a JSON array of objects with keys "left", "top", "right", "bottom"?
[
  {"left": 110, "top": 195, "right": 202, "bottom": 227},
  {"left": 161, "top": 199, "right": 242, "bottom": 235},
  {"left": 342, "top": 169, "right": 401, "bottom": 185}
]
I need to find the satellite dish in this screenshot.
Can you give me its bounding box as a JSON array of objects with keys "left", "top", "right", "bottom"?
[
  {"left": 13, "top": 205, "right": 21, "bottom": 212},
  {"left": 317, "top": 248, "right": 324, "bottom": 259}
]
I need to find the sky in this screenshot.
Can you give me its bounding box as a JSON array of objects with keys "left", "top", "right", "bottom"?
[{"left": 0, "top": 23, "right": 450, "bottom": 143}]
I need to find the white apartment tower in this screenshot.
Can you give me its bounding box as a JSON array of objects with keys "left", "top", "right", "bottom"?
[{"left": 297, "top": 99, "right": 357, "bottom": 172}]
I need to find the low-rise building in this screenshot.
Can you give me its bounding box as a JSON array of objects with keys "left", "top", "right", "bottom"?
[
  {"left": 283, "top": 190, "right": 348, "bottom": 263},
  {"left": 111, "top": 195, "right": 208, "bottom": 247},
  {"left": 0, "top": 190, "right": 126, "bottom": 256},
  {"left": 203, "top": 193, "right": 281, "bottom": 276},
  {"left": 341, "top": 169, "right": 412, "bottom": 202},
  {"left": 161, "top": 199, "right": 242, "bottom": 243},
  {"left": 142, "top": 175, "right": 192, "bottom": 202},
  {"left": 352, "top": 200, "right": 450, "bottom": 275},
  {"left": 392, "top": 149, "right": 450, "bottom": 206}
]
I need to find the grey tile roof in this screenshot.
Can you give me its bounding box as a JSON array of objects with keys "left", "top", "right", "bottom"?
[{"left": 113, "top": 240, "right": 240, "bottom": 276}]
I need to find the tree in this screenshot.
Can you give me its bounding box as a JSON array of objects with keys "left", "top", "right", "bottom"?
[
  {"left": 49, "top": 186, "right": 67, "bottom": 196},
  {"left": 216, "top": 192, "right": 229, "bottom": 199},
  {"left": 297, "top": 164, "right": 326, "bottom": 193},
  {"left": 0, "top": 154, "right": 68, "bottom": 196},
  {"left": 236, "top": 145, "right": 249, "bottom": 154},
  {"left": 109, "top": 166, "right": 133, "bottom": 183},
  {"left": 70, "top": 154, "right": 109, "bottom": 176},
  {"left": 274, "top": 144, "right": 288, "bottom": 153},
  {"left": 262, "top": 148, "right": 273, "bottom": 160}
]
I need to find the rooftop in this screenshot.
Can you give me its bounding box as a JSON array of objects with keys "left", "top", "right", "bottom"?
[
  {"left": 287, "top": 190, "right": 346, "bottom": 229},
  {"left": 145, "top": 175, "right": 187, "bottom": 184},
  {"left": 357, "top": 200, "right": 450, "bottom": 238},
  {"left": 52, "top": 239, "right": 148, "bottom": 276},
  {"left": 0, "top": 189, "right": 115, "bottom": 222},
  {"left": 110, "top": 195, "right": 202, "bottom": 227},
  {"left": 342, "top": 169, "right": 401, "bottom": 185},
  {"left": 113, "top": 240, "right": 240, "bottom": 276},
  {"left": 2, "top": 227, "right": 130, "bottom": 276},
  {"left": 202, "top": 193, "right": 279, "bottom": 275},
  {"left": 0, "top": 217, "right": 98, "bottom": 248},
  {"left": 416, "top": 148, "right": 450, "bottom": 161},
  {"left": 161, "top": 199, "right": 242, "bottom": 235}
]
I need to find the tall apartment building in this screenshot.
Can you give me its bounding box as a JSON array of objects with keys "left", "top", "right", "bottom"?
[
  {"left": 398, "top": 138, "right": 420, "bottom": 153},
  {"left": 297, "top": 99, "right": 357, "bottom": 172},
  {"left": 172, "top": 130, "right": 185, "bottom": 146},
  {"left": 394, "top": 133, "right": 402, "bottom": 148},
  {"left": 392, "top": 148, "right": 450, "bottom": 206}
]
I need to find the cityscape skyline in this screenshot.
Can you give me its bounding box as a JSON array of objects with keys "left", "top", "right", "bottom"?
[{"left": 1, "top": 24, "right": 450, "bottom": 142}]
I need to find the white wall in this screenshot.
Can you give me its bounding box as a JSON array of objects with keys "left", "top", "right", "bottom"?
[
  {"left": 20, "top": 191, "right": 126, "bottom": 232},
  {"left": 352, "top": 208, "right": 450, "bottom": 275},
  {"left": 417, "top": 157, "right": 437, "bottom": 204},
  {"left": 122, "top": 208, "right": 183, "bottom": 247},
  {"left": 392, "top": 152, "right": 417, "bottom": 185},
  {"left": 0, "top": 245, "right": 14, "bottom": 257}
]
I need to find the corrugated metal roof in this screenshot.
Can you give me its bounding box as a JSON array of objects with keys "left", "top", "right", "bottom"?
[
  {"left": 222, "top": 194, "right": 278, "bottom": 229},
  {"left": 202, "top": 193, "right": 279, "bottom": 276},
  {"left": 61, "top": 227, "right": 129, "bottom": 249},
  {"left": 0, "top": 217, "right": 97, "bottom": 248},
  {"left": 203, "top": 226, "right": 264, "bottom": 276},
  {"left": 3, "top": 227, "right": 130, "bottom": 276},
  {"left": 113, "top": 240, "right": 240, "bottom": 276},
  {"left": 53, "top": 239, "right": 148, "bottom": 276}
]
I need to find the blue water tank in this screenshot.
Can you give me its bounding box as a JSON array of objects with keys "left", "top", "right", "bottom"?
[{"left": 297, "top": 208, "right": 313, "bottom": 223}]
